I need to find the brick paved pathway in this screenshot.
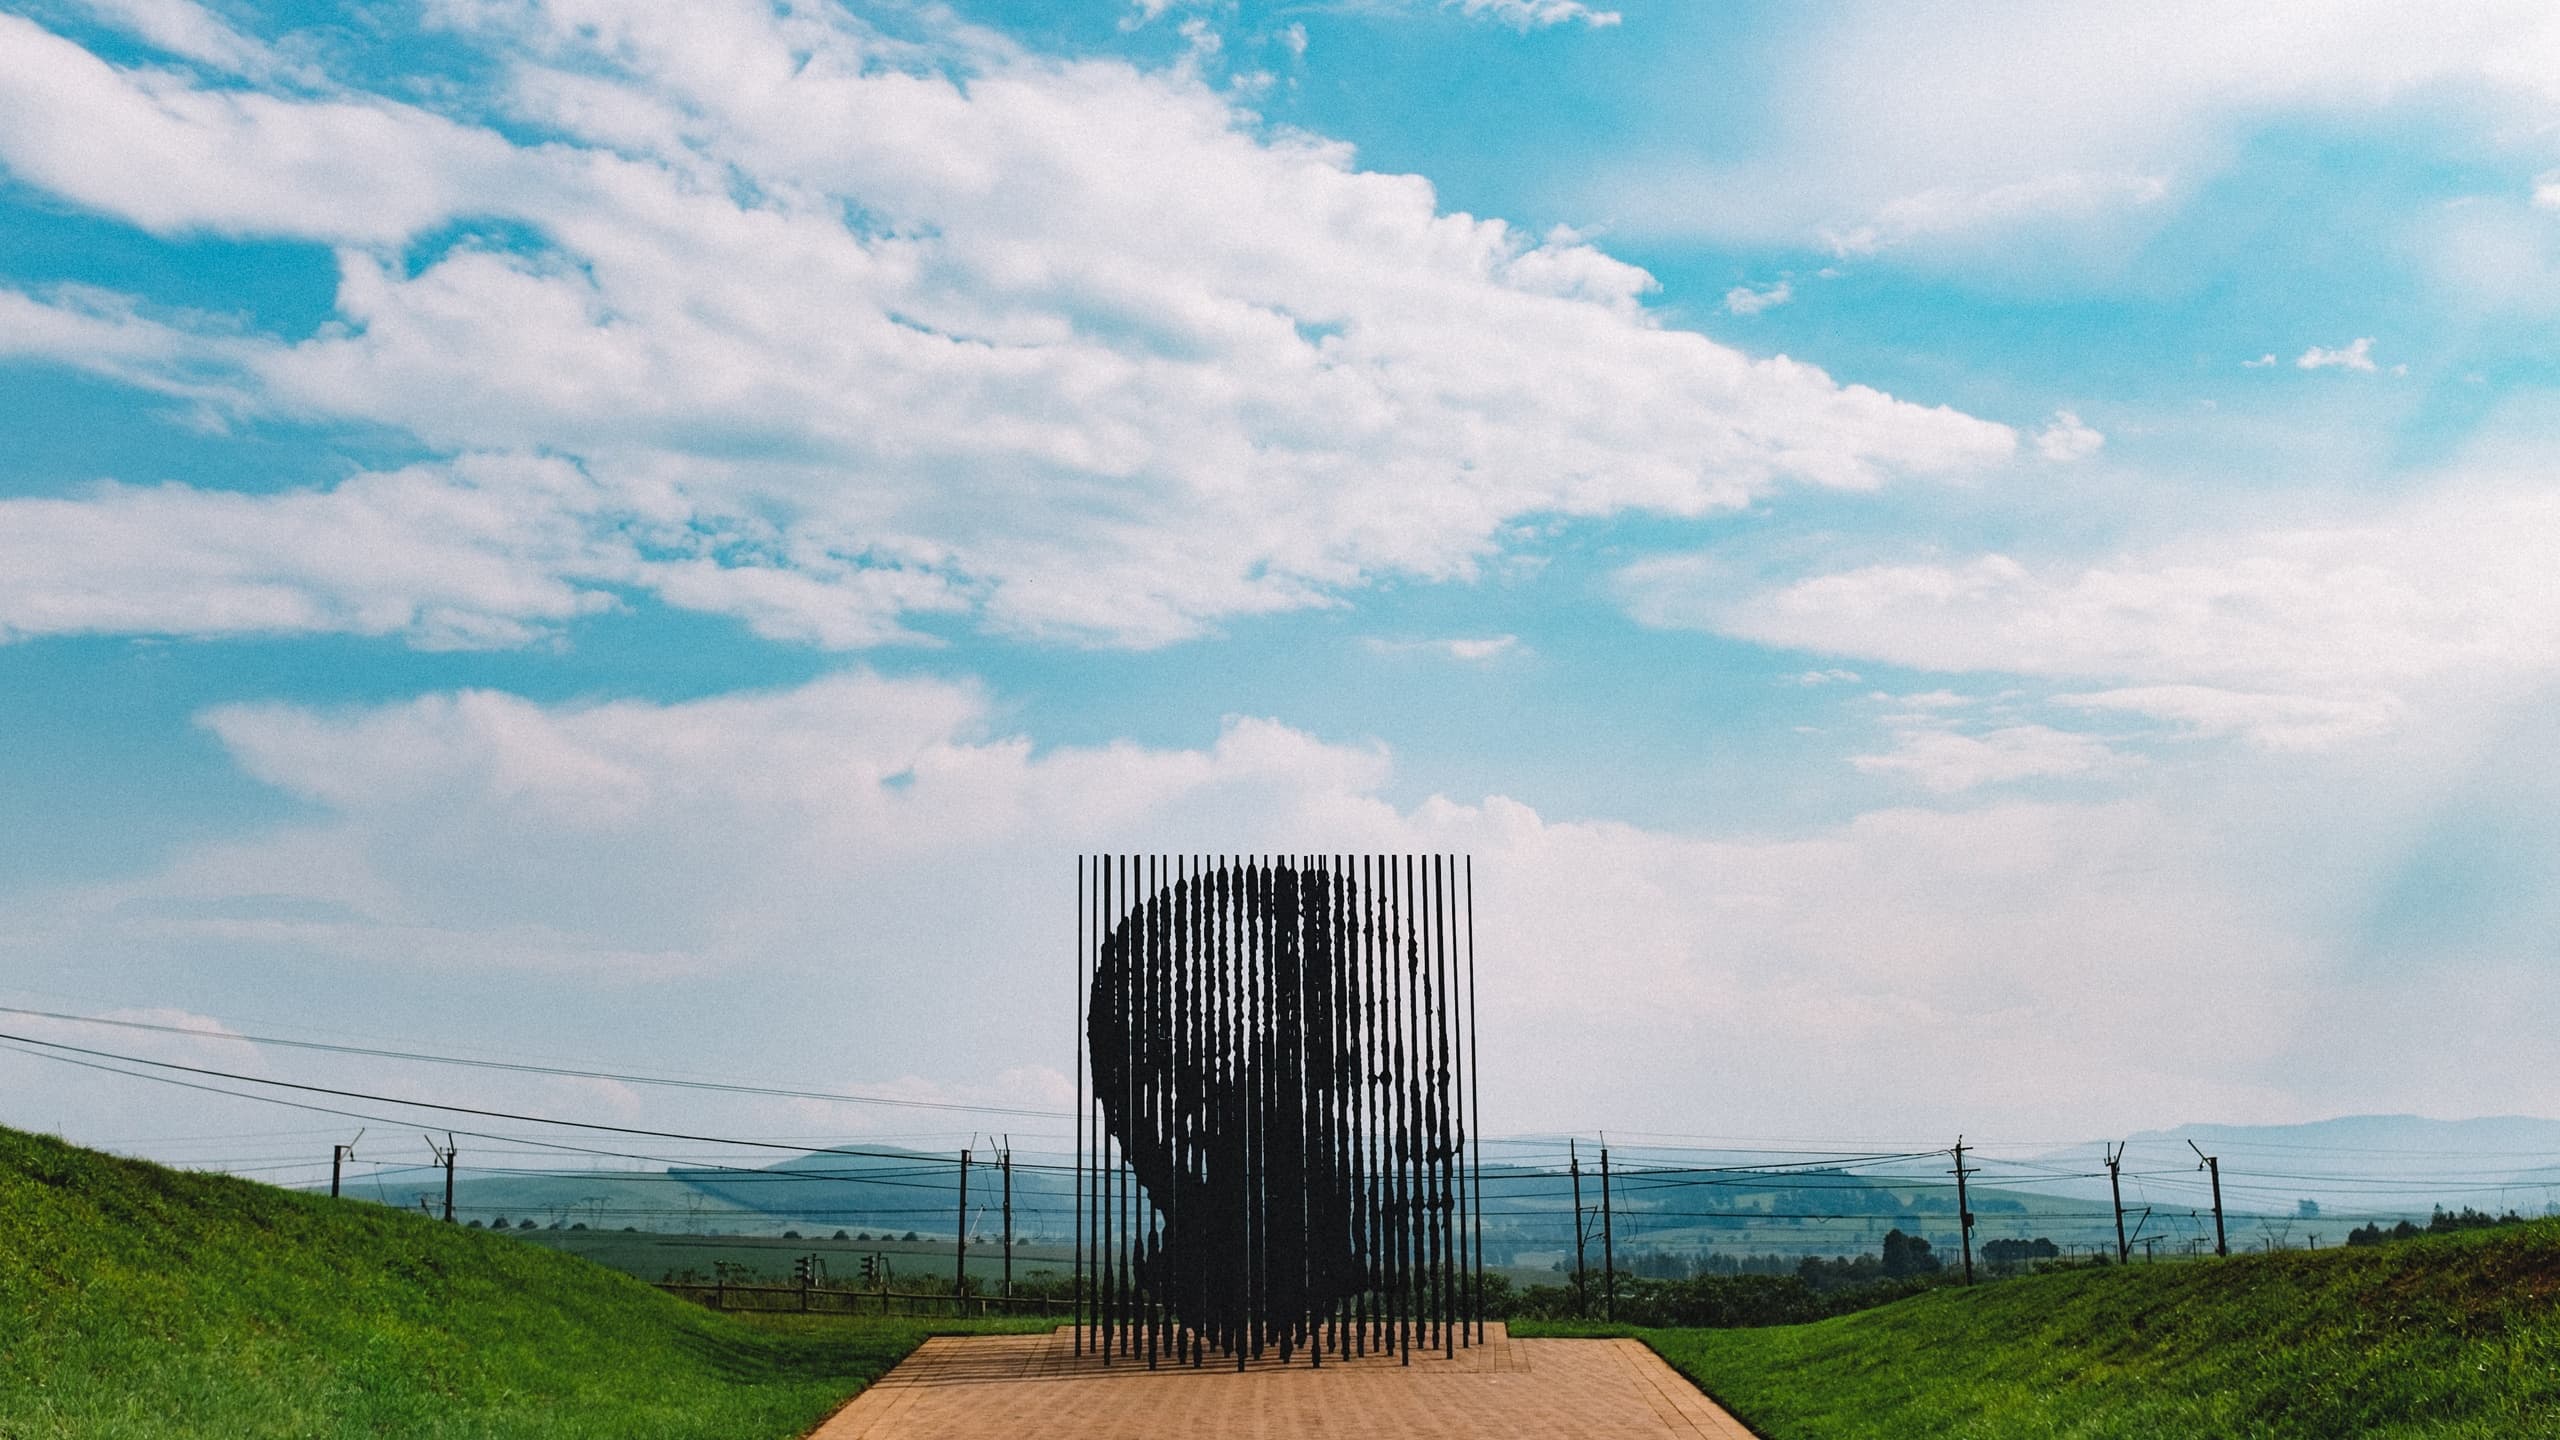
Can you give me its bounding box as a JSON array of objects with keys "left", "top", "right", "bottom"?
[{"left": 810, "top": 1324, "right": 1759, "bottom": 1438}]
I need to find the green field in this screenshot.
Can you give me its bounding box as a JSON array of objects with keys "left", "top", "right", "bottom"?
[
  {"left": 1548, "top": 1219, "right": 2560, "bottom": 1439},
  {"left": 0, "top": 1127, "right": 1048, "bottom": 1440}
]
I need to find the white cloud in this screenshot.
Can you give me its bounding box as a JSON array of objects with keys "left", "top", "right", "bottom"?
[
  {"left": 1623, "top": 483, "right": 2560, "bottom": 749},
  {"left": 1879, "top": 689, "right": 1972, "bottom": 710},
  {"left": 1450, "top": 0, "right": 1621, "bottom": 30},
  {"left": 2297, "top": 337, "right": 2378, "bottom": 372},
  {"left": 2534, "top": 169, "right": 2560, "bottom": 210},
  {"left": 2244, "top": 353, "right": 2278, "bottom": 367},
  {"left": 0, "top": 672, "right": 2370, "bottom": 1138},
  {"left": 0, "top": 16, "right": 522, "bottom": 244},
  {"left": 2034, "top": 409, "right": 2105, "bottom": 461},
  {"left": 69, "top": 0, "right": 278, "bottom": 75},
  {"left": 1586, "top": 1, "right": 2560, "bottom": 255},
  {"left": 1722, "top": 278, "right": 1792, "bottom": 315},
  {"left": 1443, "top": 634, "right": 1520, "bottom": 661},
  {"left": 2056, "top": 685, "right": 2400, "bottom": 751},
  {"left": 0, "top": 9, "right": 2011, "bottom": 651},
  {"left": 1852, "top": 724, "right": 2130, "bottom": 794},
  {"left": 1816, "top": 171, "right": 2170, "bottom": 257},
  {"left": 1122, "top": 0, "right": 1186, "bottom": 29},
  {"left": 0, "top": 457, "right": 624, "bottom": 648},
  {"left": 1364, "top": 634, "right": 1523, "bottom": 662},
  {"left": 1791, "top": 667, "right": 1859, "bottom": 686}
]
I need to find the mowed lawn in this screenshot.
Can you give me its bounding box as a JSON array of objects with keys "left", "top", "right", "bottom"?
[
  {"left": 1593, "top": 1220, "right": 2560, "bottom": 1440},
  {"left": 0, "top": 1127, "right": 1046, "bottom": 1440}
]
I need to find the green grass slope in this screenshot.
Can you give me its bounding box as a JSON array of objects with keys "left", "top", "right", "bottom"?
[
  {"left": 1638, "top": 1221, "right": 2560, "bottom": 1440},
  {"left": 0, "top": 1127, "right": 1039, "bottom": 1439}
]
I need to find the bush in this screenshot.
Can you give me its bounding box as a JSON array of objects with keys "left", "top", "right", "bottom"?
[{"left": 2347, "top": 1207, "right": 2530, "bottom": 1246}]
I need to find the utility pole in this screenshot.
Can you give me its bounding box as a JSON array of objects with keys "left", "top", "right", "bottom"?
[
  {"left": 1001, "top": 1141, "right": 1014, "bottom": 1302},
  {"left": 1568, "top": 1140, "right": 1589, "bottom": 1318},
  {"left": 2189, "top": 1141, "right": 2227, "bottom": 1257},
  {"left": 330, "top": 1129, "right": 362, "bottom": 1198},
  {"left": 956, "top": 1148, "right": 971, "bottom": 1314},
  {"left": 1951, "top": 1138, "right": 1976, "bottom": 1286},
  {"left": 2105, "top": 1143, "right": 2128, "bottom": 1263},
  {"left": 1600, "top": 1145, "right": 1616, "bottom": 1321},
  {"left": 424, "top": 1134, "right": 456, "bottom": 1222}
]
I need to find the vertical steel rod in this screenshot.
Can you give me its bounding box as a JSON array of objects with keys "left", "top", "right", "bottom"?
[
  {"left": 1075, "top": 856, "right": 1086, "bottom": 1354},
  {"left": 1465, "top": 855, "right": 1484, "bottom": 1344}
]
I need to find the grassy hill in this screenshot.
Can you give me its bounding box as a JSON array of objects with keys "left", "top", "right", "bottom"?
[
  {"left": 1626, "top": 1219, "right": 2560, "bottom": 1439},
  {"left": 0, "top": 1127, "right": 1041, "bottom": 1439}
]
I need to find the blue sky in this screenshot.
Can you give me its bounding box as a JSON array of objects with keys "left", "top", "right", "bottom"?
[{"left": 4, "top": 0, "right": 2560, "bottom": 1171}]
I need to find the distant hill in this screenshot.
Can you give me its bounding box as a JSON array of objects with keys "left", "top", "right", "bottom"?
[
  {"left": 0, "top": 1125, "right": 1025, "bottom": 1439},
  {"left": 2045, "top": 1114, "right": 2560, "bottom": 1224},
  {"left": 675, "top": 1145, "right": 1078, "bottom": 1244},
  {"left": 349, "top": 1146, "right": 2133, "bottom": 1265},
  {"left": 330, "top": 1113, "right": 2560, "bottom": 1268}
]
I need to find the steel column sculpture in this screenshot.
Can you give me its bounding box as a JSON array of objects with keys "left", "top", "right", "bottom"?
[{"left": 1076, "top": 855, "right": 1484, "bottom": 1368}]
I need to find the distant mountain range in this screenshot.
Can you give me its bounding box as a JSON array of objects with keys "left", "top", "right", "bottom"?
[{"left": 2025, "top": 1114, "right": 2560, "bottom": 1226}]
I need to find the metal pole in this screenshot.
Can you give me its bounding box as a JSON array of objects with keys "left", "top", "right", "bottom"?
[
  {"left": 1600, "top": 1145, "right": 1615, "bottom": 1320},
  {"left": 1570, "top": 1140, "right": 1588, "bottom": 1317},
  {"left": 1464, "top": 856, "right": 1483, "bottom": 1344},
  {"left": 1433, "top": 854, "right": 1457, "bottom": 1355},
  {"left": 1003, "top": 1145, "right": 1014, "bottom": 1301},
  {"left": 957, "top": 1147, "right": 971, "bottom": 1313},
  {"left": 1952, "top": 1138, "right": 1975, "bottom": 1285},
  {"left": 2107, "top": 1144, "right": 2129, "bottom": 1264},
  {"left": 2191, "top": 1142, "right": 2228, "bottom": 1257}
]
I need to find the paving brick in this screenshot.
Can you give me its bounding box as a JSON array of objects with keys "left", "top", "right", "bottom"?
[{"left": 811, "top": 1324, "right": 1759, "bottom": 1439}]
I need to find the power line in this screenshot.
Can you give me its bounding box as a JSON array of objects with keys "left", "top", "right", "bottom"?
[{"left": 0, "top": 1005, "right": 1066, "bottom": 1120}]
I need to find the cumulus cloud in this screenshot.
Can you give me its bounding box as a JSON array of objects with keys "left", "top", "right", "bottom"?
[
  {"left": 0, "top": 671, "right": 2364, "bottom": 1138},
  {"left": 2297, "top": 337, "right": 2378, "bottom": 371},
  {"left": 0, "top": 457, "right": 624, "bottom": 648},
  {"left": 1363, "top": 634, "right": 1522, "bottom": 662},
  {"left": 1723, "top": 279, "right": 1792, "bottom": 315},
  {"left": 2056, "top": 685, "right": 2400, "bottom": 751},
  {"left": 1852, "top": 724, "right": 2131, "bottom": 794},
  {"left": 0, "top": 7, "right": 2010, "bottom": 650},
  {"left": 1621, "top": 484, "right": 2560, "bottom": 749},
  {"left": 1450, "top": 0, "right": 1621, "bottom": 29},
  {"left": 2033, "top": 409, "right": 2105, "bottom": 461},
  {"left": 1442, "top": 634, "right": 1519, "bottom": 661},
  {"left": 1817, "top": 171, "right": 2169, "bottom": 257},
  {"left": 66, "top": 0, "right": 282, "bottom": 76},
  {"left": 1585, "top": 1, "right": 2560, "bottom": 255}
]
